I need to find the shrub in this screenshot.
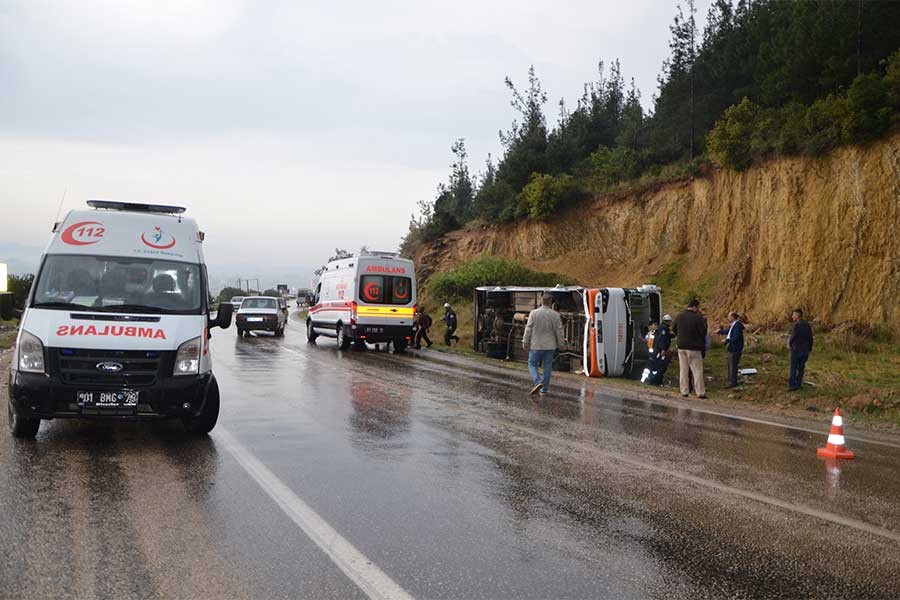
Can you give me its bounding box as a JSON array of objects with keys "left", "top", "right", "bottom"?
[
  {"left": 802, "top": 94, "right": 851, "bottom": 155},
  {"left": 772, "top": 102, "right": 807, "bottom": 154},
  {"left": 883, "top": 49, "right": 900, "bottom": 108},
  {"left": 707, "top": 97, "right": 760, "bottom": 170},
  {"left": 845, "top": 73, "right": 891, "bottom": 142},
  {"left": 517, "top": 173, "right": 579, "bottom": 220},
  {"left": 472, "top": 180, "right": 517, "bottom": 222},
  {"left": 8, "top": 273, "right": 35, "bottom": 309},
  {"left": 583, "top": 146, "right": 641, "bottom": 191},
  {"left": 428, "top": 257, "right": 566, "bottom": 303}
]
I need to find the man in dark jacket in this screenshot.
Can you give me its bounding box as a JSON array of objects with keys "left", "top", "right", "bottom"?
[
  {"left": 414, "top": 309, "right": 433, "bottom": 349},
  {"left": 443, "top": 303, "right": 460, "bottom": 346},
  {"left": 674, "top": 299, "right": 708, "bottom": 398},
  {"left": 788, "top": 308, "right": 813, "bottom": 390},
  {"left": 717, "top": 312, "right": 745, "bottom": 388}
]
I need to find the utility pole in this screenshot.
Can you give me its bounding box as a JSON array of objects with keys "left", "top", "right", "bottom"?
[{"left": 857, "top": 0, "right": 862, "bottom": 77}]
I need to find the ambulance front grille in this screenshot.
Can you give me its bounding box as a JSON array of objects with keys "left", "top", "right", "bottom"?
[{"left": 52, "top": 348, "right": 169, "bottom": 387}]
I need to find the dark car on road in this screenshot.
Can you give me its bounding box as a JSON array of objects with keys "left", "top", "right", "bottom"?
[{"left": 235, "top": 296, "right": 287, "bottom": 337}]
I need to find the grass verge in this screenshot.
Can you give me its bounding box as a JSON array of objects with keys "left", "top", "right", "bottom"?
[
  {"left": 0, "top": 319, "right": 18, "bottom": 351},
  {"left": 419, "top": 302, "right": 900, "bottom": 428}
]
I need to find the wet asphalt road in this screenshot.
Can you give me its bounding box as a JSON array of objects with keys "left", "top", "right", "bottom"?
[{"left": 3, "top": 311, "right": 900, "bottom": 599}]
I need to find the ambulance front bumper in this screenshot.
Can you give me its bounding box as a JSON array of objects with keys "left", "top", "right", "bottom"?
[{"left": 8, "top": 368, "right": 211, "bottom": 420}]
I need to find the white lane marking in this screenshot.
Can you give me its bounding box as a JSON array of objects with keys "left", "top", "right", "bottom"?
[{"left": 216, "top": 427, "right": 415, "bottom": 600}]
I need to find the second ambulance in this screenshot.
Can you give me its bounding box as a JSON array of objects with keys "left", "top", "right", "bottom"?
[{"left": 307, "top": 251, "right": 416, "bottom": 351}]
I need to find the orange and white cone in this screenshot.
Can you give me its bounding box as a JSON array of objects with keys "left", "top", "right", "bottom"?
[{"left": 817, "top": 408, "right": 855, "bottom": 460}]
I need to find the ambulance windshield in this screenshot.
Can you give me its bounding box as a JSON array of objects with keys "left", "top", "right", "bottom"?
[{"left": 32, "top": 255, "right": 203, "bottom": 314}]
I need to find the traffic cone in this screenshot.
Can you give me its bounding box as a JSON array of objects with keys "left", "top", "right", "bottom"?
[{"left": 817, "top": 408, "right": 855, "bottom": 459}]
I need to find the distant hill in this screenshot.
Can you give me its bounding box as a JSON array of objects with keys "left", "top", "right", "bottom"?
[
  {"left": 0, "top": 243, "right": 43, "bottom": 275},
  {"left": 414, "top": 130, "right": 900, "bottom": 326}
]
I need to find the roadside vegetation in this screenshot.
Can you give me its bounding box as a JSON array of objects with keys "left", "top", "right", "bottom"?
[
  {"left": 0, "top": 319, "right": 18, "bottom": 351},
  {"left": 428, "top": 257, "right": 566, "bottom": 304},
  {"left": 401, "top": 1, "right": 900, "bottom": 255}
]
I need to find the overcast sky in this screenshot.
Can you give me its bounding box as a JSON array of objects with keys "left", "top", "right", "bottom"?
[{"left": 0, "top": 0, "right": 711, "bottom": 285}]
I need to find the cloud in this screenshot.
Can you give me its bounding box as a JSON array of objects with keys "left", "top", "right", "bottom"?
[{"left": 0, "top": 0, "right": 711, "bottom": 274}]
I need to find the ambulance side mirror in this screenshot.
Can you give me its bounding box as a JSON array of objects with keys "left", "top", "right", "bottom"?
[{"left": 211, "top": 302, "right": 233, "bottom": 329}]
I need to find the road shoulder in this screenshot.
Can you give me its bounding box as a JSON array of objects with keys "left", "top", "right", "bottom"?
[{"left": 408, "top": 346, "right": 900, "bottom": 444}]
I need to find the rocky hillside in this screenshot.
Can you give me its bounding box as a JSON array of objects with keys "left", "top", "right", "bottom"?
[{"left": 415, "top": 131, "right": 900, "bottom": 326}]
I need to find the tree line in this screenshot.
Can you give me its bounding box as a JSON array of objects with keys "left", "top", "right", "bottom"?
[{"left": 402, "top": 0, "right": 900, "bottom": 254}]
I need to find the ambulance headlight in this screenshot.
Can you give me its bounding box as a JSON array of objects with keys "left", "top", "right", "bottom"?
[
  {"left": 18, "top": 330, "right": 46, "bottom": 374},
  {"left": 174, "top": 336, "right": 201, "bottom": 376}
]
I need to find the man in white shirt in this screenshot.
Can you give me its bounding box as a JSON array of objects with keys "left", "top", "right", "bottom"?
[{"left": 523, "top": 293, "right": 565, "bottom": 396}]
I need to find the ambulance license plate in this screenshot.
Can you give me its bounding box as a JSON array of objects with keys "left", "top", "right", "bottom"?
[
  {"left": 77, "top": 390, "right": 140, "bottom": 408},
  {"left": 366, "top": 327, "right": 384, "bottom": 334}
]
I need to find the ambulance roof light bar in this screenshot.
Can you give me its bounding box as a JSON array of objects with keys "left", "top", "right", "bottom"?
[
  {"left": 86, "top": 200, "right": 187, "bottom": 215},
  {"left": 359, "top": 250, "right": 399, "bottom": 258}
]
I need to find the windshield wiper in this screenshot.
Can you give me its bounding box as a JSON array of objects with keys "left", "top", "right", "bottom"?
[
  {"left": 94, "top": 304, "right": 176, "bottom": 314},
  {"left": 32, "top": 301, "right": 90, "bottom": 311}
]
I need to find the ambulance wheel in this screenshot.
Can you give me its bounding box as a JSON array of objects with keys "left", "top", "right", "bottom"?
[
  {"left": 8, "top": 400, "right": 40, "bottom": 439},
  {"left": 183, "top": 378, "right": 219, "bottom": 435},
  {"left": 306, "top": 321, "right": 318, "bottom": 343},
  {"left": 393, "top": 339, "right": 408, "bottom": 353},
  {"left": 337, "top": 324, "right": 352, "bottom": 350}
]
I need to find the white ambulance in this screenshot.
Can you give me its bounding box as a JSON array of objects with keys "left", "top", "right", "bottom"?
[
  {"left": 8, "top": 200, "right": 233, "bottom": 438},
  {"left": 306, "top": 251, "right": 416, "bottom": 351}
]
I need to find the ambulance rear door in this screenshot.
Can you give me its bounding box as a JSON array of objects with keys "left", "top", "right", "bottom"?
[{"left": 355, "top": 258, "right": 416, "bottom": 328}]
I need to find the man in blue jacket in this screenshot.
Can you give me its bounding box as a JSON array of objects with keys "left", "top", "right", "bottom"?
[
  {"left": 717, "top": 312, "right": 744, "bottom": 388},
  {"left": 788, "top": 308, "right": 813, "bottom": 391}
]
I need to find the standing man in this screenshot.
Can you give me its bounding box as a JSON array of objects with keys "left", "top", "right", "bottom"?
[
  {"left": 414, "top": 308, "right": 433, "bottom": 349},
  {"left": 674, "top": 299, "right": 708, "bottom": 399},
  {"left": 717, "top": 312, "right": 745, "bottom": 388},
  {"left": 523, "top": 293, "right": 565, "bottom": 396},
  {"left": 443, "top": 303, "right": 460, "bottom": 346},
  {"left": 788, "top": 308, "right": 813, "bottom": 391}
]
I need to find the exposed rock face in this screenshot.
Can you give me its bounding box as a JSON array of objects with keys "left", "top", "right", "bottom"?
[{"left": 415, "top": 132, "right": 900, "bottom": 325}]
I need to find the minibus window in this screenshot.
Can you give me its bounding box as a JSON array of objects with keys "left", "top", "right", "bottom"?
[
  {"left": 360, "top": 275, "right": 412, "bottom": 305},
  {"left": 360, "top": 276, "right": 385, "bottom": 303},
  {"left": 391, "top": 277, "right": 412, "bottom": 304}
]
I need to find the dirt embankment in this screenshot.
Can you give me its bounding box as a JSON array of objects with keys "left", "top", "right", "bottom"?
[{"left": 416, "top": 132, "right": 900, "bottom": 325}]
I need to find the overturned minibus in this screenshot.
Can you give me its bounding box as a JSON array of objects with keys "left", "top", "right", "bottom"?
[{"left": 473, "top": 284, "right": 661, "bottom": 379}]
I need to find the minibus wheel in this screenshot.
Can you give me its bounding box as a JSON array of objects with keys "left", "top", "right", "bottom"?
[
  {"left": 183, "top": 378, "right": 220, "bottom": 435},
  {"left": 337, "top": 324, "right": 352, "bottom": 350},
  {"left": 8, "top": 401, "right": 40, "bottom": 439},
  {"left": 393, "top": 338, "right": 408, "bottom": 353}
]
